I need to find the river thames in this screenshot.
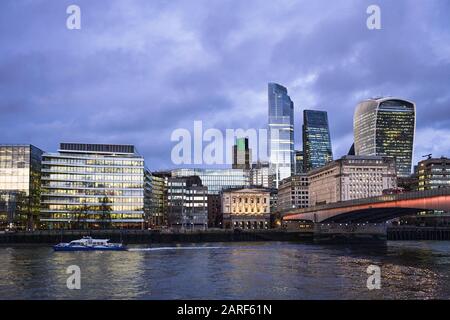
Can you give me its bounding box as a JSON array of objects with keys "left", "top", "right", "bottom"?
[{"left": 0, "top": 241, "right": 449, "bottom": 300}]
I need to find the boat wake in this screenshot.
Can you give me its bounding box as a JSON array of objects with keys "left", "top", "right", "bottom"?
[{"left": 128, "top": 246, "right": 223, "bottom": 252}]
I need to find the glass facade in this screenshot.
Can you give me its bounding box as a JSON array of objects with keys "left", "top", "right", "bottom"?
[
  {"left": 268, "top": 83, "right": 294, "bottom": 188},
  {"left": 303, "top": 110, "right": 333, "bottom": 172},
  {"left": 0, "top": 145, "right": 43, "bottom": 230},
  {"left": 354, "top": 98, "right": 416, "bottom": 177},
  {"left": 149, "top": 172, "right": 170, "bottom": 227},
  {"left": 171, "top": 168, "right": 249, "bottom": 194},
  {"left": 40, "top": 143, "right": 149, "bottom": 229}
]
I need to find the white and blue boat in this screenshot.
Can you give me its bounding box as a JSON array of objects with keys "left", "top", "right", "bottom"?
[{"left": 53, "top": 236, "right": 126, "bottom": 251}]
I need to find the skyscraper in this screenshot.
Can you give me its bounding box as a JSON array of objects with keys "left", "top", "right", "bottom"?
[
  {"left": 354, "top": 97, "right": 416, "bottom": 177},
  {"left": 268, "top": 83, "right": 294, "bottom": 188},
  {"left": 303, "top": 110, "right": 333, "bottom": 172},
  {"left": 232, "top": 137, "right": 251, "bottom": 170}
]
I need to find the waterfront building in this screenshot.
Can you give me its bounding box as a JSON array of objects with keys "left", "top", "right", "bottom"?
[
  {"left": 303, "top": 110, "right": 333, "bottom": 172},
  {"left": 149, "top": 171, "right": 171, "bottom": 227},
  {"left": 268, "top": 83, "right": 295, "bottom": 188},
  {"left": 171, "top": 168, "right": 249, "bottom": 194},
  {"left": 0, "top": 145, "right": 44, "bottom": 230},
  {"left": 417, "top": 157, "right": 450, "bottom": 191},
  {"left": 250, "top": 161, "right": 271, "bottom": 188},
  {"left": 167, "top": 176, "right": 208, "bottom": 230},
  {"left": 40, "top": 143, "right": 150, "bottom": 229},
  {"left": 277, "top": 175, "right": 309, "bottom": 212},
  {"left": 232, "top": 137, "right": 251, "bottom": 170},
  {"left": 308, "top": 155, "right": 397, "bottom": 206},
  {"left": 207, "top": 194, "right": 222, "bottom": 228},
  {"left": 221, "top": 188, "right": 270, "bottom": 230},
  {"left": 295, "top": 150, "right": 305, "bottom": 174},
  {"left": 354, "top": 97, "right": 416, "bottom": 177}
]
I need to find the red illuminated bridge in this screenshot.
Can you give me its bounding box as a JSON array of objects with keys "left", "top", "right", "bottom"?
[{"left": 282, "top": 189, "right": 450, "bottom": 223}]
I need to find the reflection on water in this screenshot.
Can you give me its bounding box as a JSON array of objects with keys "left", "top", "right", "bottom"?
[{"left": 0, "top": 241, "right": 449, "bottom": 299}]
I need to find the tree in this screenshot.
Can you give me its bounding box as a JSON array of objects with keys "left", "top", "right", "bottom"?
[{"left": 73, "top": 201, "right": 90, "bottom": 230}]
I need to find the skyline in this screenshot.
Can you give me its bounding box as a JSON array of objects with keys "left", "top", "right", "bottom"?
[{"left": 1, "top": 0, "right": 450, "bottom": 171}]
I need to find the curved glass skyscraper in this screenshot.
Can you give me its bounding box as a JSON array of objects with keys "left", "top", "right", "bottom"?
[
  {"left": 268, "top": 83, "right": 294, "bottom": 188},
  {"left": 354, "top": 97, "right": 416, "bottom": 177}
]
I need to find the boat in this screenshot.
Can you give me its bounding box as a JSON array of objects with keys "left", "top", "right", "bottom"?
[{"left": 53, "top": 236, "right": 127, "bottom": 251}]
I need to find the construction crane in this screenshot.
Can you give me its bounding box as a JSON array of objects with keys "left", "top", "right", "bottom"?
[{"left": 422, "top": 154, "right": 432, "bottom": 160}]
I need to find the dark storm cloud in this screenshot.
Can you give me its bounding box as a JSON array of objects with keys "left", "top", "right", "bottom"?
[{"left": 1, "top": 0, "right": 449, "bottom": 169}]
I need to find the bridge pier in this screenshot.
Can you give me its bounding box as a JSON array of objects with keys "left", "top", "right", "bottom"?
[{"left": 313, "top": 223, "right": 387, "bottom": 243}]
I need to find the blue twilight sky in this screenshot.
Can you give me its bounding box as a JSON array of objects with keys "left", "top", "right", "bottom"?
[{"left": 1, "top": 0, "right": 450, "bottom": 171}]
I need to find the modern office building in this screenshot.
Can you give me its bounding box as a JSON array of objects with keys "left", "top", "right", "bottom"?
[
  {"left": 232, "top": 137, "right": 251, "bottom": 170},
  {"left": 268, "top": 83, "right": 295, "bottom": 188},
  {"left": 295, "top": 150, "right": 304, "bottom": 174},
  {"left": 277, "top": 174, "right": 309, "bottom": 212},
  {"left": 417, "top": 157, "right": 450, "bottom": 191},
  {"left": 303, "top": 110, "right": 333, "bottom": 172},
  {"left": 167, "top": 176, "right": 208, "bottom": 230},
  {"left": 221, "top": 188, "right": 270, "bottom": 230},
  {"left": 308, "top": 155, "right": 397, "bottom": 206},
  {"left": 354, "top": 97, "right": 416, "bottom": 177},
  {"left": 0, "top": 145, "right": 44, "bottom": 230},
  {"left": 149, "top": 171, "right": 171, "bottom": 227},
  {"left": 250, "top": 161, "right": 271, "bottom": 188},
  {"left": 171, "top": 168, "right": 249, "bottom": 194},
  {"left": 40, "top": 143, "right": 150, "bottom": 229}
]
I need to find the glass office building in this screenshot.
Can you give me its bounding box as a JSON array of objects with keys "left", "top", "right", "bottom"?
[
  {"left": 149, "top": 171, "right": 171, "bottom": 227},
  {"left": 171, "top": 168, "right": 250, "bottom": 194},
  {"left": 303, "top": 110, "right": 333, "bottom": 172},
  {"left": 0, "top": 145, "right": 44, "bottom": 230},
  {"left": 268, "top": 83, "right": 295, "bottom": 188},
  {"left": 354, "top": 98, "right": 416, "bottom": 177},
  {"left": 40, "top": 143, "right": 150, "bottom": 229}
]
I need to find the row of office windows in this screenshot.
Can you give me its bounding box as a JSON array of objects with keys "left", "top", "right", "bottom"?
[
  {"left": 44, "top": 157, "right": 143, "bottom": 167},
  {"left": 43, "top": 174, "right": 143, "bottom": 182},
  {"left": 42, "top": 181, "right": 144, "bottom": 189}
]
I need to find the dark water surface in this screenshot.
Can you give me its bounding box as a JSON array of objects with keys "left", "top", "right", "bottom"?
[{"left": 1, "top": 241, "right": 449, "bottom": 299}]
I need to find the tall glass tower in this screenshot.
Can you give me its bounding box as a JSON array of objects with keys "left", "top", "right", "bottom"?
[
  {"left": 354, "top": 97, "right": 416, "bottom": 177},
  {"left": 268, "top": 83, "right": 294, "bottom": 188},
  {"left": 303, "top": 110, "right": 333, "bottom": 172}
]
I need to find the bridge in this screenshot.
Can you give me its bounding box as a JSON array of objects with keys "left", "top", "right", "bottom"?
[{"left": 282, "top": 188, "right": 450, "bottom": 224}]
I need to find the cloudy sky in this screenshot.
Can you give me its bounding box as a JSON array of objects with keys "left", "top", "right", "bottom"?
[{"left": 1, "top": 0, "right": 449, "bottom": 171}]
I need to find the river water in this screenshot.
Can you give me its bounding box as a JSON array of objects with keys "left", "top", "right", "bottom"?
[{"left": 0, "top": 241, "right": 449, "bottom": 300}]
